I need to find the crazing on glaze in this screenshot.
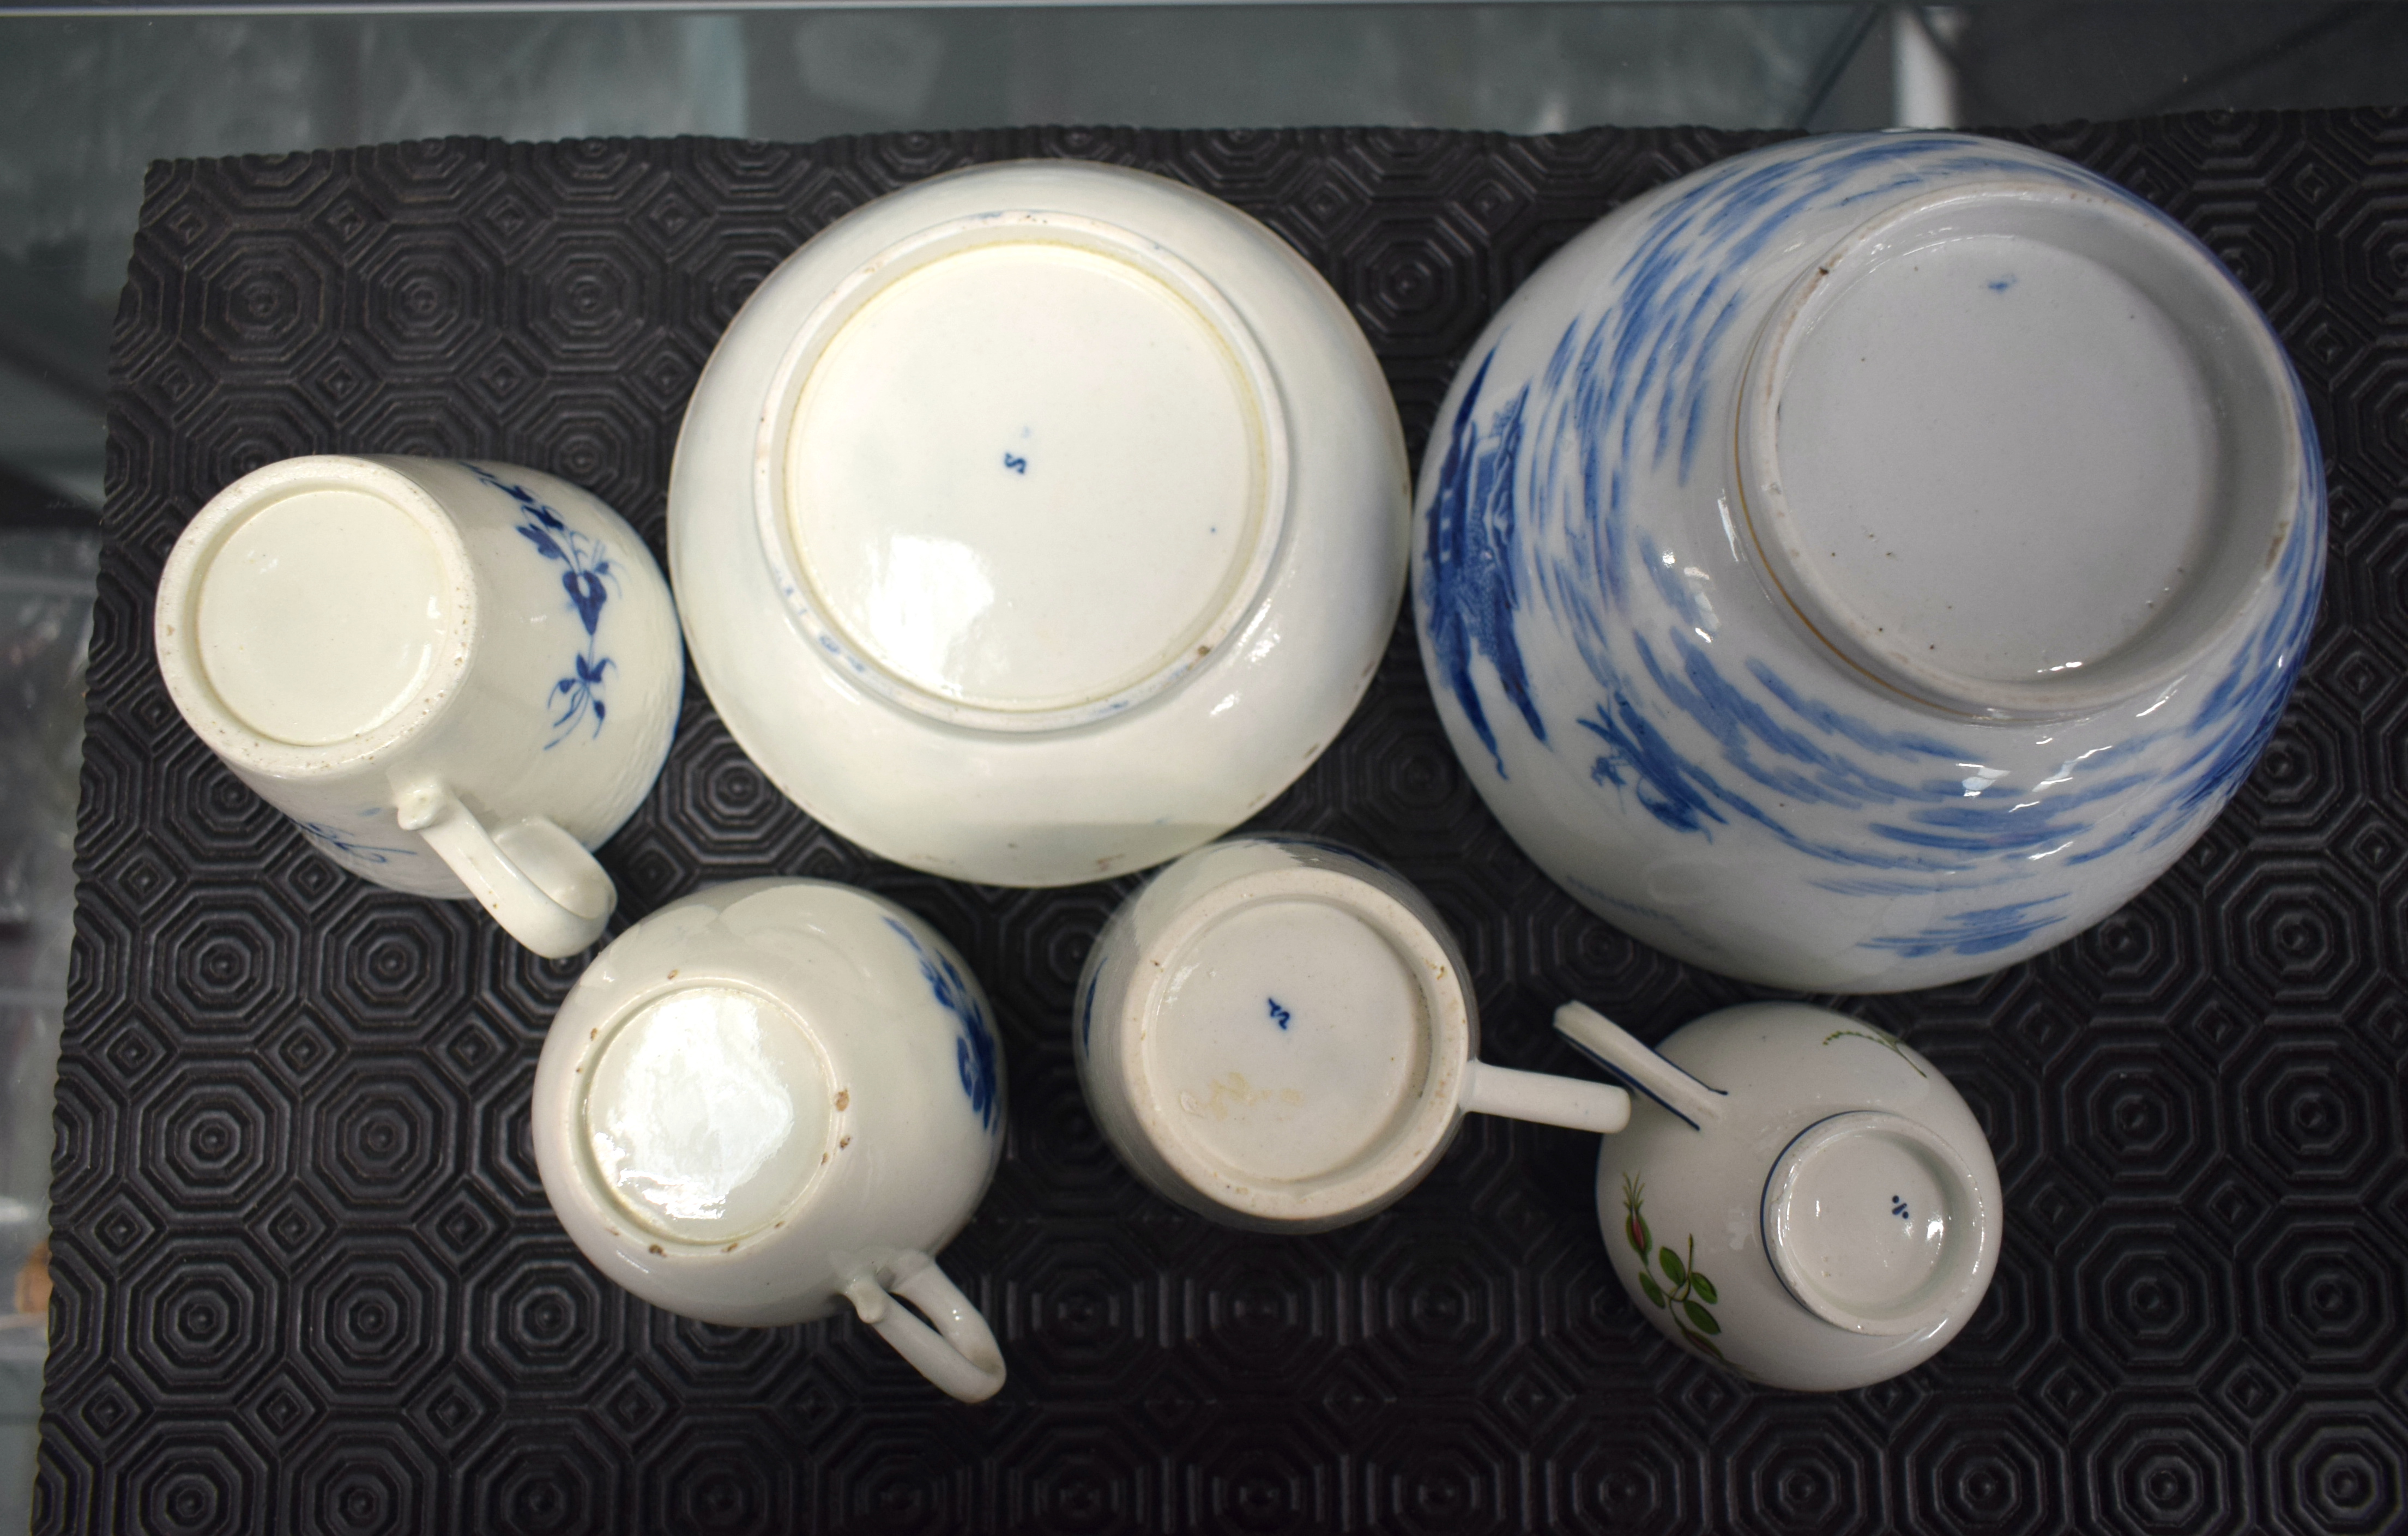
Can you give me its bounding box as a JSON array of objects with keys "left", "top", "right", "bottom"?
[
  {"left": 1418, "top": 133, "right": 2325, "bottom": 982},
  {"left": 886, "top": 917, "right": 1001, "bottom": 1133},
  {"left": 463, "top": 461, "right": 620, "bottom": 748}
]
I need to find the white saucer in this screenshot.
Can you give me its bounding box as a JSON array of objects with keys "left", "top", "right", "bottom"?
[{"left": 669, "top": 161, "right": 1407, "bottom": 887}]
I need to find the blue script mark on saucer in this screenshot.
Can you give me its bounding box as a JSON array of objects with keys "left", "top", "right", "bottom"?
[
  {"left": 298, "top": 819, "right": 416, "bottom": 864},
  {"left": 1003, "top": 452, "right": 1028, "bottom": 475},
  {"left": 460, "top": 462, "right": 619, "bottom": 748},
  {"left": 1266, "top": 997, "right": 1291, "bottom": 1031},
  {"left": 1891, "top": 1194, "right": 1910, "bottom": 1220},
  {"left": 885, "top": 917, "right": 1000, "bottom": 1134}
]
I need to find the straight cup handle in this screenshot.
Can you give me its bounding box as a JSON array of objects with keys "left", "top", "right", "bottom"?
[
  {"left": 1554, "top": 1001, "right": 1729, "bottom": 1128},
  {"left": 844, "top": 1253, "right": 1007, "bottom": 1404},
  {"left": 397, "top": 781, "right": 613, "bottom": 958},
  {"left": 1459, "top": 1059, "right": 1632, "bottom": 1134}
]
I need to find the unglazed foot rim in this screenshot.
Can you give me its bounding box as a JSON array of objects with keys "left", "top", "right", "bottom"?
[{"left": 1736, "top": 177, "right": 2303, "bottom": 722}]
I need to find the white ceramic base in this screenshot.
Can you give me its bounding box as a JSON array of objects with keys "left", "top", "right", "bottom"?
[
  {"left": 532, "top": 880, "right": 1007, "bottom": 1400},
  {"left": 1759, "top": 1109, "right": 1987, "bottom": 1337},
  {"left": 786, "top": 233, "right": 1274, "bottom": 717},
  {"left": 1149, "top": 896, "right": 1436, "bottom": 1186},
  {"left": 1741, "top": 180, "right": 2291, "bottom": 719},
  {"left": 671, "top": 161, "right": 1408, "bottom": 887},
  {"left": 581, "top": 984, "right": 835, "bottom": 1246},
  {"left": 1089, "top": 853, "right": 1471, "bottom": 1229},
  {"left": 194, "top": 485, "right": 454, "bottom": 747},
  {"left": 1077, "top": 837, "right": 1627, "bottom": 1232}
]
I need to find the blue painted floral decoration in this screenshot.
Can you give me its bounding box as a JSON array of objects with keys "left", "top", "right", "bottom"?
[{"left": 462, "top": 462, "right": 619, "bottom": 749}]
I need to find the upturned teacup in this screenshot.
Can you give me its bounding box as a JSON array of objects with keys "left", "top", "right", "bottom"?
[
  {"left": 154, "top": 454, "right": 681, "bottom": 957},
  {"left": 531, "top": 879, "right": 1009, "bottom": 1402}
]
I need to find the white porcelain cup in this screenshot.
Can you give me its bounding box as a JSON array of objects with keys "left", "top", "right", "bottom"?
[
  {"left": 154, "top": 455, "right": 681, "bottom": 957},
  {"left": 1075, "top": 836, "right": 1631, "bottom": 1232},
  {"left": 531, "top": 879, "right": 1007, "bottom": 1402},
  {"left": 1557, "top": 999, "right": 2001, "bottom": 1390}
]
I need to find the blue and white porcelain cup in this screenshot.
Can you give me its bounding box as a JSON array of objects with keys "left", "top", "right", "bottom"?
[
  {"left": 1075, "top": 836, "right": 1631, "bottom": 1232},
  {"left": 531, "top": 879, "right": 1008, "bottom": 1402},
  {"left": 155, "top": 455, "right": 681, "bottom": 957}
]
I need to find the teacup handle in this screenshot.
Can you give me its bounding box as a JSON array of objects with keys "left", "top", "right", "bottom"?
[
  {"left": 844, "top": 1253, "right": 1006, "bottom": 1404},
  {"left": 1554, "top": 1001, "right": 1728, "bottom": 1128},
  {"left": 396, "top": 781, "right": 614, "bottom": 958},
  {"left": 1459, "top": 1059, "right": 1631, "bottom": 1133}
]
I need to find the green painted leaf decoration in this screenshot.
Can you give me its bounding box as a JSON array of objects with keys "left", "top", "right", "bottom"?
[
  {"left": 1683, "top": 1328, "right": 1725, "bottom": 1362},
  {"left": 1690, "top": 1272, "right": 1718, "bottom": 1305},
  {"left": 1658, "top": 1247, "right": 1687, "bottom": 1287},
  {"left": 1638, "top": 1271, "right": 1666, "bottom": 1308},
  {"left": 1683, "top": 1298, "right": 1721, "bottom": 1334}
]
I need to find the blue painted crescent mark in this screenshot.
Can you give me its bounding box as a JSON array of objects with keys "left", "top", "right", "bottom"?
[
  {"left": 1079, "top": 969, "right": 1100, "bottom": 1054},
  {"left": 460, "top": 462, "right": 620, "bottom": 748},
  {"left": 1266, "top": 997, "right": 1292, "bottom": 1030},
  {"left": 1417, "top": 132, "right": 2326, "bottom": 951},
  {"left": 886, "top": 917, "right": 1000, "bottom": 1134},
  {"left": 297, "top": 819, "right": 416, "bottom": 864}
]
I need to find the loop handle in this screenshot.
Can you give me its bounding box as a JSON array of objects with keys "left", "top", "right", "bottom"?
[
  {"left": 844, "top": 1253, "right": 1006, "bottom": 1404},
  {"left": 397, "top": 781, "right": 613, "bottom": 958}
]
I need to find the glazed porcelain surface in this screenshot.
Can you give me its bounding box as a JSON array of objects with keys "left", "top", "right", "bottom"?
[
  {"left": 1559, "top": 1000, "right": 2001, "bottom": 1392},
  {"left": 1075, "top": 836, "right": 1627, "bottom": 1233},
  {"left": 671, "top": 159, "right": 1409, "bottom": 888},
  {"left": 530, "top": 879, "right": 1007, "bottom": 1401},
  {"left": 154, "top": 455, "right": 682, "bottom": 957},
  {"left": 1414, "top": 132, "right": 2325, "bottom": 991}
]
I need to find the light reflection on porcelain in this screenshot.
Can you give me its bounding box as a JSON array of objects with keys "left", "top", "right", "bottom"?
[
  {"left": 670, "top": 161, "right": 1408, "bottom": 888},
  {"left": 153, "top": 455, "right": 681, "bottom": 958},
  {"left": 1413, "top": 132, "right": 2325, "bottom": 991},
  {"left": 532, "top": 879, "right": 1008, "bottom": 1402},
  {"left": 861, "top": 533, "right": 994, "bottom": 687}
]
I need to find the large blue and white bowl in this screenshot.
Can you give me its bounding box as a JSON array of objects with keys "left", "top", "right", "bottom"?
[{"left": 1413, "top": 132, "right": 2323, "bottom": 992}]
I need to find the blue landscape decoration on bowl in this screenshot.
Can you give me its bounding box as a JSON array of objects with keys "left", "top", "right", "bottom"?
[{"left": 1413, "top": 132, "right": 2324, "bottom": 992}]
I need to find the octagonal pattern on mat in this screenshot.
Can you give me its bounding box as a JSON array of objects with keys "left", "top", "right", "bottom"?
[{"left": 41, "top": 112, "right": 2408, "bottom": 1535}]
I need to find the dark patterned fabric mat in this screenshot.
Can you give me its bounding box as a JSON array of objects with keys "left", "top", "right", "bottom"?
[{"left": 44, "top": 113, "right": 2408, "bottom": 1534}]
